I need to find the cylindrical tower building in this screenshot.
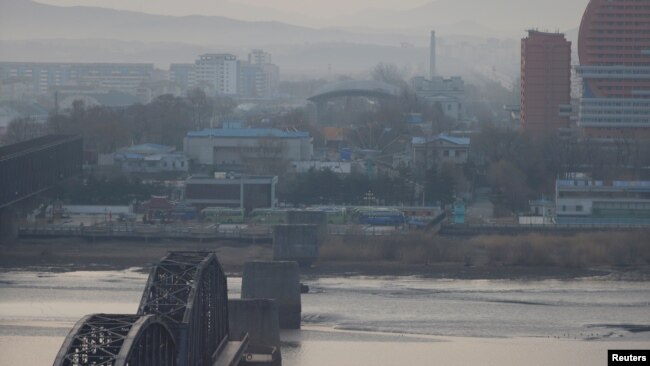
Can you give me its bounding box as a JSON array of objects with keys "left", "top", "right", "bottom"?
[{"left": 576, "top": 0, "right": 650, "bottom": 139}]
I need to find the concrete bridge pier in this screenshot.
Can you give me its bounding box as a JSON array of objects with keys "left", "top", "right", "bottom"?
[
  {"left": 273, "top": 224, "right": 321, "bottom": 267},
  {"left": 241, "top": 261, "right": 301, "bottom": 329},
  {"left": 229, "top": 299, "right": 281, "bottom": 365},
  {"left": 0, "top": 207, "right": 18, "bottom": 243}
]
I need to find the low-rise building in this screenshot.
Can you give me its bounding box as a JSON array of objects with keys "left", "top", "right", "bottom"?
[
  {"left": 290, "top": 161, "right": 353, "bottom": 174},
  {"left": 412, "top": 133, "right": 470, "bottom": 173},
  {"left": 183, "top": 174, "right": 277, "bottom": 212},
  {"left": 555, "top": 175, "right": 650, "bottom": 225},
  {"left": 183, "top": 128, "right": 313, "bottom": 172},
  {"left": 411, "top": 76, "right": 465, "bottom": 120},
  {"left": 113, "top": 143, "right": 189, "bottom": 174}
]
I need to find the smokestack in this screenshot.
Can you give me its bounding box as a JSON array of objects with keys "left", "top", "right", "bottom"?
[{"left": 429, "top": 30, "right": 436, "bottom": 79}]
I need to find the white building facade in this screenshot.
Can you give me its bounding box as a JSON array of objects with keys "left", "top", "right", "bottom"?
[
  {"left": 555, "top": 175, "right": 650, "bottom": 225},
  {"left": 194, "top": 54, "right": 239, "bottom": 96},
  {"left": 184, "top": 128, "right": 313, "bottom": 168}
]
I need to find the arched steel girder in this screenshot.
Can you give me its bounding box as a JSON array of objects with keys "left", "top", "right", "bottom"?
[
  {"left": 307, "top": 80, "right": 401, "bottom": 104},
  {"left": 308, "top": 89, "right": 398, "bottom": 104},
  {"left": 53, "top": 314, "right": 176, "bottom": 366},
  {"left": 138, "top": 251, "right": 229, "bottom": 366}
]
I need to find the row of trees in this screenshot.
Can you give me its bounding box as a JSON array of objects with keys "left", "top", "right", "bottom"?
[
  {"left": 50, "top": 175, "right": 167, "bottom": 205},
  {"left": 474, "top": 126, "right": 650, "bottom": 212},
  {"left": 2, "top": 89, "right": 236, "bottom": 151}
]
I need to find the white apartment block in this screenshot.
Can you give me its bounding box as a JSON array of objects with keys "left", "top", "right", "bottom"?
[{"left": 194, "top": 54, "right": 239, "bottom": 96}]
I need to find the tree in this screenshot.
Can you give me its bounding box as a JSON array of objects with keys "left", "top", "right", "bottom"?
[
  {"left": 187, "top": 88, "right": 213, "bottom": 130},
  {"left": 424, "top": 166, "right": 454, "bottom": 206},
  {"left": 2, "top": 117, "right": 47, "bottom": 145},
  {"left": 371, "top": 63, "right": 408, "bottom": 90},
  {"left": 487, "top": 160, "right": 531, "bottom": 212}
]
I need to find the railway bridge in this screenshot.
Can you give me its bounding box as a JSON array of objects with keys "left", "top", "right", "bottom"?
[
  {"left": 53, "top": 252, "right": 249, "bottom": 366},
  {"left": 0, "top": 134, "right": 82, "bottom": 239}
]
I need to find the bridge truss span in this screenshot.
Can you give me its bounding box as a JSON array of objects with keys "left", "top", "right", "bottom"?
[
  {"left": 138, "top": 251, "right": 229, "bottom": 366},
  {"left": 53, "top": 314, "right": 176, "bottom": 366}
]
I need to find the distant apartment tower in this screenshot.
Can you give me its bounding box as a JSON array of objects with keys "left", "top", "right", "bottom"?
[
  {"left": 169, "top": 63, "right": 196, "bottom": 89},
  {"left": 575, "top": 0, "right": 650, "bottom": 140},
  {"left": 240, "top": 49, "right": 280, "bottom": 98},
  {"left": 0, "top": 62, "right": 154, "bottom": 95},
  {"left": 248, "top": 49, "right": 272, "bottom": 66},
  {"left": 194, "top": 54, "right": 239, "bottom": 96},
  {"left": 520, "top": 30, "right": 571, "bottom": 135}
]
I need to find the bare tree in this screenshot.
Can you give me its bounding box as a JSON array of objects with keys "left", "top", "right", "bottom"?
[
  {"left": 371, "top": 63, "right": 408, "bottom": 90},
  {"left": 2, "top": 117, "right": 47, "bottom": 145}
]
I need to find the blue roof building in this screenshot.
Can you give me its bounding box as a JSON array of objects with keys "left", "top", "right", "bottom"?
[
  {"left": 412, "top": 133, "right": 470, "bottom": 173},
  {"left": 113, "top": 143, "right": 189, "bottom": 174}
]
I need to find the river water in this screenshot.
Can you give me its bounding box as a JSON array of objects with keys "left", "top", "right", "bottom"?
[{"left": 0, "top": 268, "right": 648, "bottom": 366}]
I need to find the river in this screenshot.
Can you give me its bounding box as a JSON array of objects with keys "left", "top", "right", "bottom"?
[{"left": 0, "top": 268, "right": 648, "bottom": 366}]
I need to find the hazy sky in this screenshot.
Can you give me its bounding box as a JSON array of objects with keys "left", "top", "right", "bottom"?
[
  {"left": 34, "top": 0, "right": 433, "bottom": 18},
  {"left": 20, "top": 0, "right": 591, "bottom": 38}
]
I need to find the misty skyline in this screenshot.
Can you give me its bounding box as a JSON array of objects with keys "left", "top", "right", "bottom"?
[{"left": 25, "top": 0, "right": 590, "bottom": 35}]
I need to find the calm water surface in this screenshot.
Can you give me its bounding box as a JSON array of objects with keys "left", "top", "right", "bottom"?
[{"left": 0, "top": 269, "right": 648, "bottom": 366}]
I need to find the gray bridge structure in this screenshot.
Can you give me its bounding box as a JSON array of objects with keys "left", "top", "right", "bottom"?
[
  {"left": 307, "top": 80, "right": 401, "bottom": 125},
  {"left": 0, "top": 135, "right": 82, "bottom": 239},
  {"left": 53, "top": 252, "right": 248, "bottom": 366},
  {"left": 0, "top": 135, "right": 82, "bottom": 209}
]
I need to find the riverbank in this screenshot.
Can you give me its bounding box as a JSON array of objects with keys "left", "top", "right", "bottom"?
[
  {"left": 0, "top": 237, "right": 272, "bottom": 273},
  {"left": 2, "top": 235, "right": 649, "bottom": 280}
]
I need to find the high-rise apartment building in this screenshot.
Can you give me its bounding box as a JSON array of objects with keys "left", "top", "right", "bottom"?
[
  {"left": 169, "top": 63, "right": 196, "bottom": 89},
  {"left": 248, "top": 49, "right": 272, "bottom": 66},
  {"left": 576, "top": 0, "right": 650, "bottom": 139},
  {"left": 194, "top": 54, "right": 239, "bottom": 96},
  {"left": 520, "top": 30, "right": 572, "bottom": 135},
  {"left": 240, "top": 49, "right": 279, "bottom": 98},
  {"left": 0, "top": 62, "right": 154, "bottom": 95}
]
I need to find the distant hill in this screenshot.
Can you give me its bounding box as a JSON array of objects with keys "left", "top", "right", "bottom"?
[
  {"left": 0, "top": 0, "right": 544, "bottom": 80},
  {"left": 0, "top": 0, "right": 423, "bottom": 47}
]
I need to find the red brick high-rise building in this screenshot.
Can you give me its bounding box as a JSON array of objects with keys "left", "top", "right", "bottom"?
[{"left": 520, "top": 30, "right": 572, "bottom": 135}]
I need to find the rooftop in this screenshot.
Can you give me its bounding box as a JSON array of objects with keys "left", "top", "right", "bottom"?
[
  {"left": 437, "top": 134, "right": 470, "bottom": 146},
  {"left": 557, "top": 179, "right": 650, "bottom": 190},
  {"left": 186, "top": 128, "right": 310, "bottom": 139},
  {"left": 412, "top": 133, "right": 470, "bottom": 146},
  {"left": 117, "top": 143, "right": 176, "bottom": 156}
]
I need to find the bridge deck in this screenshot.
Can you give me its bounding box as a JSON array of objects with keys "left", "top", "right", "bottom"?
[{"left": 213, "top": 337, "right": 249, "bottom": 366}]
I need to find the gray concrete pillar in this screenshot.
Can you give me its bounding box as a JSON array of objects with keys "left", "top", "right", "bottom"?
[
  {"left": 273, "top": 225, "right": 320, "bottom": 267},
  {"left": 0, "top": 207, "right": 18, "bottom": 244},
  {"left": 229, "top": 299, "right": 280, "bottom": 350},
  {"left": 241, "top": 261, "right": 301, "bottom": 329}
]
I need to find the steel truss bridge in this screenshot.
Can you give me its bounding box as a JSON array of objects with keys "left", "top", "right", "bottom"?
[
  {"left": 53, "top": 252, "right": 246, "bottom": 366},
  {"left": 0, "top": 135, "right": 82, "bottom": 209}
]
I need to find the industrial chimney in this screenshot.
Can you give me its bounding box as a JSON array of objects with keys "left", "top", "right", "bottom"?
[{"left": 429, "top": 30, "right": 436, "bottom": 78}]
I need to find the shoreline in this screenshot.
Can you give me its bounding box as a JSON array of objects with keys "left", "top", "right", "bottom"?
[{"left": 1, "top": 237, "right": 649, "bottom": 280}]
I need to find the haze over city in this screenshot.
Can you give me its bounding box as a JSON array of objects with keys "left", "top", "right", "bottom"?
[
  {"left": 28, "top": 0, "right": 589, "bottom": 32},
  {"left": 0, "top": 0, "right": 649, "bottom": 366}
]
